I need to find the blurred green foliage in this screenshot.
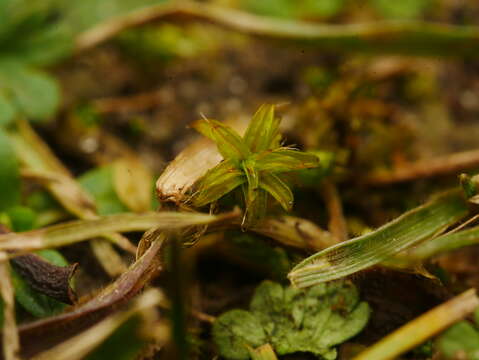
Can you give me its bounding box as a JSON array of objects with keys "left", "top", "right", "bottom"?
[
  {"left": 0, "top": 0, "right": 71, "bottom": 125},
  {"left": 437, "top": 309, "right": 479, "bottom": 359},
  {"left": 79, "top": 166, "right": 129, "bottom": 215}
]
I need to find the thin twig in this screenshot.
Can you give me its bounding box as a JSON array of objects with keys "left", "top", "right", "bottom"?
[
  {"left": 363, "top": 148, "right": 479, "bottom": 186},
  {"left": 76, "top": 1, "right": 479, "bottom": 57},
  {"left": 320, "top": 180, "right": 348, "bottom": 242}
]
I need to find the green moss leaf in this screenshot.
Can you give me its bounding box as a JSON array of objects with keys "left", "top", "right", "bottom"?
[
  {"left": 243, "top": 104, "right": 280, "bottom": 153},
  {"left": 259, "top": 173, "right": 293, "bottom": 211},
  {"left": 254, "top": 148, "right": 320, "bottom": 173},
  {"left": 213, "top": 280, "right": 370, "bottom": 360},
  {"left": 193, "top": 159, "right": 245, "bottom": 207},
  {"left": 192, "top": 118, "right": 250, "bottom": 161}
]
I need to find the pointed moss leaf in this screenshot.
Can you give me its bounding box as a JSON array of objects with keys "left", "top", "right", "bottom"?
[
  {"left": 192, "top": 118, "right": 250, "bottom": 161},
  {"left": 0, "top": 60, "right": 60, "bottom": 121},
  {"left": 0, "top": 92, "right": 15, "bottom": 126},
  {"left": 243, "top": 104, "right": 280, "bottom": 152},
  {"left": 0, "top": 128, "right": 20, "bottom": 210},
  {"left": 12, "top": 249, "right": 69, "bottom": 318},
  {"left": 254, "top": 148, "right": 320, "bottom": 173},
  {"left": 260, "top": 173, "right": 293, "bottom": 211},
  {"left": 213, "top": 280, "right": 370, "bottom": 360},
  {"left": 437, "top": 321, "right": 479, "bottom": 359},
  {"left": 193, "top": 159, "right": 245, "bottom": 207},
  {"left": 79, "top": 165, "right": 129, "bottom": 215},
  {"left": 213, "top": 309, "right": 267, "bottom": 360}
]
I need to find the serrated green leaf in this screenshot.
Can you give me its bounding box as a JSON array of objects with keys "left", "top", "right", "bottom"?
[
  {"left": 254, "top": 148, "right": 320, "bottom": 173},
  {"left": 192, "top": 159, "right": 245, "bottom": 207},
  {"left": 259, "top": 173, "right": 293, "bottom": 211},
  {"left": 0, "top": 127, "right": 20, "bottom": 210},
  {"left": 213, "top": 309, "right": 267, "bottom": 360},
  {"left": 79, "top": 165, "right": 129, "bottom": 215},
  {"left": 243, "top": 104, "right": 280, "bottom": 153},
  {"left": 0, "top": 60, "right": 60, "bottom": 121},
  {"left": 192, "top": 118, "right": 250, "bottom": 161},
  {"left": 213, "top": 280, "right": 370, "bottom": 360}
]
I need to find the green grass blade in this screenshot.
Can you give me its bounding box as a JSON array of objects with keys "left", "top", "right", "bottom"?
[
  {"left": 408, "top": 225, "right": 479, "bottom": 260},
  {"left": 288, "top": 190, "right": 468, "bottom": 288}
]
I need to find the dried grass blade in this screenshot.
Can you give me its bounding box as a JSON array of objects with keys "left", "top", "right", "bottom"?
[{"left": 0, "top": 211, "right": 237, "bottom": 253}]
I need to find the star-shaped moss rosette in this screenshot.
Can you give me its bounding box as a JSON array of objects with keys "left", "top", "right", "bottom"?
[
  {"left": 212, "top": 280, "right": 370, "bottom": 360},
  {"left": 190, "top": 104, "right": 320, "bottom": 227}
]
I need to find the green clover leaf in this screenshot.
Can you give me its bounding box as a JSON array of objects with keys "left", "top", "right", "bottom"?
[{"left": 213, "top": 280, "right": 370, "bottom": 360}]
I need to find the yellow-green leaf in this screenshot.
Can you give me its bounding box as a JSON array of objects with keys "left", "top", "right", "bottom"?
[
  {"left": 193, "top": 159, "right": 245, "bottom": 207},
  {"left": 254, "top": 148, "right": 320, "bottom": 173},
  {"left": 243, "top": 104, "right": 280, "bottom": 153},
  {"left": 192, "top": 118, "right": 250, "bottom": 161},
  {"left": 259, "top": 173, "right": 293, "bottom": 211}
]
